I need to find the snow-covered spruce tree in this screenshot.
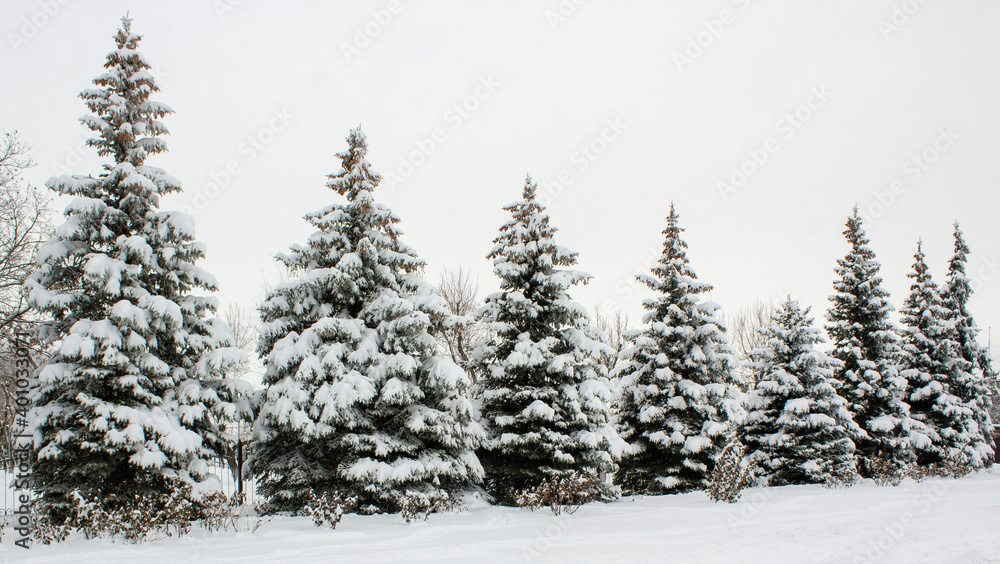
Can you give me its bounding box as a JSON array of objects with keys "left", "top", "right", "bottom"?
[
  {"left": 471, "top": 176, "right": 620, "bottom": 505},
  {"left": 900, "top": 241, "right": 992, "bottom": 469},
  {"left": 614, "top": 204, "right": 743, "bottom": 495},
  {"left": 26, "top": 16, "right": 249, "bottom": 522},
  {"left": 942, "top": 223, "right": 996, "bottom": 456},
  {"left": 742, "top": 298, "right": 859, "bottom": 486},
  {"left": 251, "top": 128, "right": 483, "bottom": 515},
  {"left": 825, "top": 207, "right": 915, "bottom": 476}
]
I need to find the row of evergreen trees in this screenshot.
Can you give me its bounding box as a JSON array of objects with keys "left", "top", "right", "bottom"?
[
  {"left": 820, "top": 210, "right": 995, "bottom": 479},
  {"left": 615, "top": 204, "right": 995, "bottom": 492},
  {"left": 27, "top": 18, "right": 995, "bottom": 524},
  {"left": 250, "top": 139, "right": 631, "bottom": 511}
]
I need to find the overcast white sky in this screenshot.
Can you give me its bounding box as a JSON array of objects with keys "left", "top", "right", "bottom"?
[{"left": 3, "top": 0, "right": 1000, "bottom": 357}]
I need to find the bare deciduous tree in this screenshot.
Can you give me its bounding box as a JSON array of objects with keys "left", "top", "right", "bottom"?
[
  {"left": 593, "top": 305, "right": 630, "bottom": 378},
  {"left": 434, "top": 267, "right": 489, "bottom": 378},
  {"left": 0, "top": 131, "right": 51, "bottom": 334},
  {"left": 0, "top": 131, "right": 51, "bottom": 460},
  {"left": 727, "top": 300, "right": 774, "bottom": 388},
  {"left": 223, "top": 302, "right": 259, "bottom": 371},
  {"left": 219, "top": 302, "right": 260, "bottom": 480}
]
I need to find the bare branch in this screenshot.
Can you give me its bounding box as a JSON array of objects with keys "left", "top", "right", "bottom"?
[
  {"left": 222, "top": 302, "right": 260, "bottom": 379},
  {"left": 0, "top": 131, "right": 51, "bottom": 334},
  {"left": 726, "top": 300, "right": 774, "bottom": 388},
  {"left": 0, "top": 132, "right": 52, "bottom": 457},
  {"left": 594, "top": 305, "right": 630, "bottom": 378},
  {"left": 434, "top": 267, "right": 489, "bottom": 378}
]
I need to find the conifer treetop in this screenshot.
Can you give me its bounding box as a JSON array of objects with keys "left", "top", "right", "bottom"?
[
  {"left": 825, "top": 206, "right": 901, "bottom": 371},
  {"left": 488, "top": 175, "right": 584, "bottom": 290},
  {"left": 32, "top": 16, "right": 214, "bottom": 334},
  {"left": 327, "top": 127, "right": 381, "bottom": 202},
  {"left": 81, "top": 15, "right": 173, "bottom": 173},
  {"left": 750, "top": 298, "right": 846, "bottom": 409},
  {"left": 901, "top": 240, "right": 942, "bottom": 334},
  {"left": 639, "top": 203, "right": 713, "bottom": 317},
  {"left": 827, "top": 207, "right": 894, "bottom": 324},
  {"left": 281, "top": 127, "right": 422, "bottom": 278},
  {"left": 899, "top": 239, "right": 949, "bottom": 384},
  {"left": 754, "top": 298, "right": 827, "bottom": 366},
  {"left": 943, "top": 223, "right": 981, "bottom": 357},
  {"left": 476, "top": 174, "right": 608, "bottom": 364},
  {"left": 44, "top": 15, "right": 181, "bottom": 246},
  {"left": 944, "top": 224, "right": 970, "bottom": 297}
]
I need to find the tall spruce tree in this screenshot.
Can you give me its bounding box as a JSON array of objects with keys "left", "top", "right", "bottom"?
[
  {"left": 743, "top": 298, "right": 859, "bottom": 486},
  {"left": 899, "top": 241, "right": 991, "bottom": 469},
  {"left": 825, "top": 207, "right": 915, "bottom": 475},
  {"left": 471, "top": 176, "right": 620, "bottom": 505},
  {"left": 614, "top": 204, "right": 743, "bottom": 495},
  {"left": 26, "top": 17, "right": 250, "bottom": 521},
  {"left": 942, "top": 223, "right": 996, "bottom": 454},
  {"left": 251, "top": 128, "right": 483, "bottom": 514}
]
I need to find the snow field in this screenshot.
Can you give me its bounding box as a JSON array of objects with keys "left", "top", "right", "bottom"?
[{"left": 5, "top": 470, "right": 998, "bottom": 564}]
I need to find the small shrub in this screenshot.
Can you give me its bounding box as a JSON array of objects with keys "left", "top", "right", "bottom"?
[
  {"left": 821, "top": 467, "right": 858, "bottom": 489},
  {"left": 202, "top": 491, "right": 272, "bottom": 534},
  {"left": 707, "top": 439, "right": 750, "bottom": 503},
  {"left": 31, "top": 509, "right": 72, "bottom": 545},
  {"left": 31, "top": 483, "right": 198, "bottom": 544},
  {"left": 200, "top": 491, "right": 232, "bottom": 533},
  {"left": 304, "top": 490, "right": 357, "bottom": 530},
  {"left": 909, "top": 458, "right": 972, "bottom": 481},
  {"left": 867, "top": 455, "right": 907, "bottom": 487},
  {"left": 30, "top": 480, "right": 276, "bottom": 544},
  {"left": 513, "top": 471, "right": 612, "bottom": 515},
  {"left": 399, "top": 490, "right": 465, "bottom": 523}
]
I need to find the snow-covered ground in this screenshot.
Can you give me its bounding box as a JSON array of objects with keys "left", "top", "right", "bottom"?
[{"left": 5, "top": 470, "right": 999, "bottom": 564}]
